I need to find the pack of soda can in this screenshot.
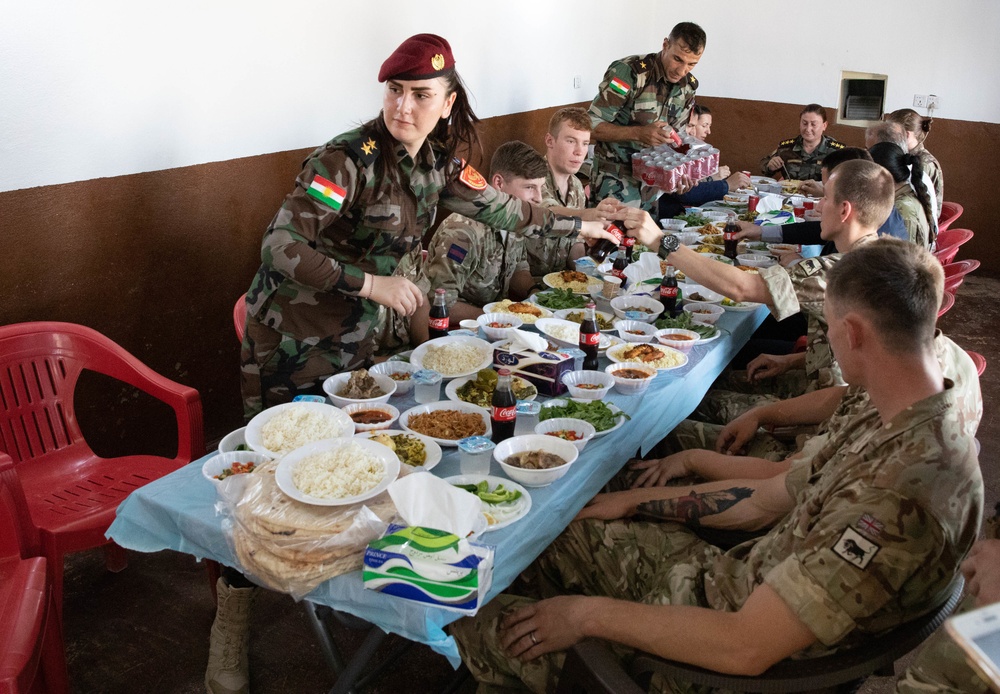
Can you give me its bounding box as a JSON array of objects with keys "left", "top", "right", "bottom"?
[{"left": 631, "top": 134, "right": 719, "bottom": 193}]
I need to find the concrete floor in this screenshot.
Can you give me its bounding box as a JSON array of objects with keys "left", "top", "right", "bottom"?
[{"left": 61, "top": 273, "right": 1000, "bottom": 694}]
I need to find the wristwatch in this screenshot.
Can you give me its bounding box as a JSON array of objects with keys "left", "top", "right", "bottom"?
[{"left": 658, "top": 233, "right": 680, "bottom": 259}]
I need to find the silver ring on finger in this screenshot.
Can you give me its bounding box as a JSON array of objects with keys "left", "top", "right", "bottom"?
[{"left": 529, "top": 631, "right": 539, "bottom": 645}]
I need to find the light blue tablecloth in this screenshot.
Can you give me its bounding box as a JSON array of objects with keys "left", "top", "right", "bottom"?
[{"left": 107, "top": 307, "right": 766, "bottom": 666}]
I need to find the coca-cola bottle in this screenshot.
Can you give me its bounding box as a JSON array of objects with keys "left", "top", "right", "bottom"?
[
  {"left": 659, "top": 265, "right": 678, "bottom": 316},
  {"left": 491, "top": 369, "right": 517, "bottom": 444},
  {"left": 611, "top": 244, "right": 630, "bottom": 290},
  {"left": 588, "top": 223, "right": 625, "bottom": 263},
  {"left": 723, "top": 213, "right": 740, "bottom": 262},
  {"left": 579, "top": 303, "right": 600, "bottom": 371},
  {"left": 429, "top": 288, "right": 449, "bottom": 339}
]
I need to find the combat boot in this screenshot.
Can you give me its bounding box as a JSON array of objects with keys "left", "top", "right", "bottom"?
[{"left": 205, "top": 577, "right": 256, "bottom": 694}]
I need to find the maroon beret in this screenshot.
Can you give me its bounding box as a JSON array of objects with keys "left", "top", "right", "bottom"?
[{"left": 378, "top": 34, "right": 455, "bottom": 82}]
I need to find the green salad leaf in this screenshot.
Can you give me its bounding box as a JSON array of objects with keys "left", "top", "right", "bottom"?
[
  {"left": 539, "top": 399, "right": 629, "bottom": 432},
  {"left": 654, "top": 312, "right": 718, "bottom": 339},
  {"left": 534, "top": 287, "right": 589, "bottom": 310}
]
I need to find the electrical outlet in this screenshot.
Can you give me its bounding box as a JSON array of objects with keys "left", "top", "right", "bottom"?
[
  {"left": 573, "top": 75, "right": 582, "bottom": 89},
  {"left": 927, "top": 94, "right": 940, "bottom": 110},
  {"left": 913, "top": 94, "right": 927, "bottom": 108}
]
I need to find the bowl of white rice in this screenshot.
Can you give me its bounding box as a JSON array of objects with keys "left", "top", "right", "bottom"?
[
  {"left": 274, "top": 438, "right": 400, "bottom": 506},
  {"left": 409, "top": 335, "right": 494, "bottom": 379},
  {"left": 244, "top": 402, "right": 355, "bottom": 458}
]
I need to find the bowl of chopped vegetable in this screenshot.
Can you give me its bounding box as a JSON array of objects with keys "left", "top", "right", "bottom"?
[
  {"left": 202, "top": 451, "right": 271, "bottom": 484},
  {"left": 369, "top": 361, "right": 420, "bottom": 396},
  {"left": 615, "top": 319, "right": 658, "bottom": 343},
  {"left": 218, "top": 426, "right": 249, "bottom": 453},
  {"left": 534, "top": 417, "right": 596, "bottom": 452},
  {"left": 477, "top": 313, "right": 523, "bottom": 341},
  {"left": 554, "top": 308, "right": 618, "bottom": 333},
  {"left": 560, "top": 370, "right": 615, "bottom": 400}
]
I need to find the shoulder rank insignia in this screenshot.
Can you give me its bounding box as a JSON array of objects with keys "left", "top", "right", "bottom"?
[
  {"left": 780, "top": 138, "right": 797, "bottom": 147},
  {"left": 459, "top": 164, "right": 488, "bottom": 191},
  {"left": 348, "top": 133, "right": 380, "bottom": 168},
  {"left": 609, "top": 77, "right": 631, "bottom": 97},
  {"left": 687, "top": 73, "right": 699, "bottom": 90},
  {"left": 828, "top": 139, "right": 845, "bottom": 150},
  {"left": 833, "top": 527, "right": 880, "bottom": 570}
]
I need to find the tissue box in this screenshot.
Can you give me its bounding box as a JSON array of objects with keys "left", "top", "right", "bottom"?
[
  {"left": 362, "top": 524, "right": 494, "bottom": 615},
  {"left": 493, "top": 345, "right": 573, "bottom": 396}
]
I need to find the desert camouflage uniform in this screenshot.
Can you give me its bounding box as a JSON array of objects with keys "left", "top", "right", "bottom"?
[
  {"left": 913, "top": 146, "right": 944, "bottom": 219},
  {"left": 453, "top": 381, "right": 983, "bottom": 693},
  {"left": 588, "top": 52, "right": 697, "bottom": 211},
  {"left": 522, "top": 165, "right": 588, "bottom": 282},
  {"left": 423, "top": 214, "right": 529, "bottom": 308},
  {"left": 240, "top": 126, "right": 582, "bottom": 419},
  {"left": 759, "top": 135, "right": 846, "bottom": 182},
  {"left": 695, "top": 237, "right": 879, "bottom": 424},
  {"left": 895, "top": 186, "right": 933, "bottom": 249}
]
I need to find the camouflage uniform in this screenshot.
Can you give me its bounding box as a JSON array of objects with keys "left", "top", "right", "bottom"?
[
  {"left": 759, "top": 135, "right": 846, "bottom": 182},
  {"left": 588, "top": 52, "right": 697, "bottom": 211},
  {"left": 913, "top": 146, "right": 944, "bottom": 219},
  {"left": 895, "top": 186, "right": 933, "bottom": 249},
  {"left": 423, "top": 213, "right": 529, "bottom": 308},
  {"left": 694, "top": 237, "right": 880, "bottom": 424},
  {"left": 453, "top": 381, "right": 983, "bottom": 693},
  {"left": 240, "top": 126, "right": 582, "bottom": 419},
  {"left": 522, "top": 164, "right": 587, "bottom": 282}
]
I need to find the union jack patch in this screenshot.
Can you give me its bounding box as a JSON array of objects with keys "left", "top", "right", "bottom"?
[{"left": 857, "top": 514, "right": 884, "bottom": 538}]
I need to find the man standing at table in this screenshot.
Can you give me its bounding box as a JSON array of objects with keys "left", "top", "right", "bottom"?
[
  {"left": 624, "top": 159, "right": 895, "bottom": 424},
  {"left": 451, "top": 239, "right": 982, "bottom": 693},
  {"left": 588, "top": 22, "right": 705, "bottom": 211}
]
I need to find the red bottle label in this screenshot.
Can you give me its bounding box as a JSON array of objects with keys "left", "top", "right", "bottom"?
[
  {"left": 660, "top": 286, "right": 678, "bottom": 298},
  {"left": 623, "top": 236, "right": 635, "bottom": 248},
  {"left": 607, "top": 225, "right": 624, "bottom": 244},
  {"left": 429, "top": 317, "right": 449, "bottom": 331},
  {"left": 724, "top": 231, "right": 737, "bottom": 241},
  {"left": 611, "top": 268, "right": 626, "bottom": 280},
  {"left": 580, "top": 332, "right": 600, "bottom": 346},
  {"left": 492, "top": 405, "right": 517, "bottom": 422}
]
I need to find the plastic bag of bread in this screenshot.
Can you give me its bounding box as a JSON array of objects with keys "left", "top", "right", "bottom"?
[{"left": 217, "top": 461, "right": 397, "bottom": 599}]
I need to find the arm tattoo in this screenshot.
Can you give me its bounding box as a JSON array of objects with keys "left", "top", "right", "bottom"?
[{"left": 634, "top": 487, "right": 754, "bottom": 526}]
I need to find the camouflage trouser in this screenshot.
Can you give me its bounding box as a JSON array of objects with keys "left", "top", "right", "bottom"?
[
  {"left": 693, "top": 369, "right": 813, "bottom": 425},
  {"left": 371, "top": 245, "right": 428, "bottom": 357},
  {"left": 452, "top": 518, "right": 723, "bottom": 694},
  {"left": 239, "top": 316, "right": 357, "bottom": 421},
  {"left": 591, "top": 168, "right": 660, "bottom": 213}
]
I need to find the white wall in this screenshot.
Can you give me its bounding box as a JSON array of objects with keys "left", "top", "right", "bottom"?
[{"left": 2, "top": 0, "right": 998, "bottom": 193}]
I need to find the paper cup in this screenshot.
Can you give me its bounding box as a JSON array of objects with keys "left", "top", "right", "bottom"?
[{"left": 601, "top": 275, "right": 623, "bottom": 299}]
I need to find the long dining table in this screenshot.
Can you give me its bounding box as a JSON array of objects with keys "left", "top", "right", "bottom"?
[{"left": 107, "top": 305, "right": 767, "bottom": 685}]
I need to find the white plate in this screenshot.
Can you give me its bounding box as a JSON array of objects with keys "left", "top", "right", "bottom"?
[
  {"left": 398, "top": 401, "right": 492, "bottom": 447},
  {"left": 542, "top": 272, "right": 604, "bottom": 295},
  {"left": 528, "top": 289, "right": 591, "bottom": 311},
  {"left": 245, "top": 402, "right": 354, "bottom": 458},
  {"left": 681, "top": 284, "right": 724, "bottom": 304},
  {"left": 409, "top": 335, "right": 494, "bottom": 379},
  {"left": 606, "top": 343, "right": 688, "bottom": 372},
  {"left": 539, "top": 398, "right": 627, "bottom": 438},
  {"left": 445, "top": 375, "right": 538, "bottom": 407},
  {"left": 482, "top": 300, "right": 553, "bottom": 325},
  {"left": 553, "top": 308, "right": 618, "bottom": 333},
  {"left": 692, "top": 326, "right": 723, "bottom": 345},
  {"left": 444, "top": 475, "right": 532, "bottom": 532},
  {"left": 751, "top": 176, "right": 777, "bottom": 186},
  {"left": 274, "top": 439, "right": 400, "bottom": 506},
  {"left": 353, "top": 429, "right": 443, "bottom": 472},
  {"left": 720, "top": 300, "right": 764, "bottom": 312}
]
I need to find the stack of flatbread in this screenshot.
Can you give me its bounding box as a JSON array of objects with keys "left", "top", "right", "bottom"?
[{"left": 230, "top": 462, "right": 396, "bottom": 596}]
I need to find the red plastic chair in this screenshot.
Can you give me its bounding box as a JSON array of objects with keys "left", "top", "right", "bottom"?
[
  {"left": 233, "top": 293, "right": 247, "bottom": 342},
  {"left": 0, "top": 322, "right": 205, "bottom": 619},
  {"left": 937, "top": 291, "right": 955, "bottom": 318},
  {"left": 0, "top": 453, "right": 69, "bottom": 694},
  {"left": 968, "top": 351, "right": 986, "bottom": 376},
  {"left": 943, "top": 259, "right": 981, "bottom": 294},
  {"left": 933, "top": 228, "right": 974, "bottom": 264},
  {"left": 937, "top": 201, "right": 964, "bottom": 233}
]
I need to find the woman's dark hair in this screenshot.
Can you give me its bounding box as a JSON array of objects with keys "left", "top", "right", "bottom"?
[
  {"left": 363, "top": 69, "right": 482, "bottom": 193},
  {"left": 801, "top": 103, "right": 828, "bottom": 122},
  {"left": 821, "top": 146, "right": 872, "bottom": 171},
  {"left": 692, "top": 104, "right": 711, "bottom": 117},
  {"left": 869, "top": 141, "right": 934, "bottom": 234}
]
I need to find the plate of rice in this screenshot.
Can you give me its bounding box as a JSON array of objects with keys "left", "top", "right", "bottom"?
[
  {"left": 542, "top": 270, "right": 604, "bottom": 295},
  {"left": 245, "top": 402, "right": 355, "bottom": 458},
  {"left": 482, "top": 300, "right": 553, "bottom": 325},
  {"left": 275, "top": 439, "right": 399, "bottom": 506},
  {"left": 410, "top": 335, "right": 494, "bottom": 379},
  {"left": 606, "top": 342, "right": 688, "bottom": 371}
]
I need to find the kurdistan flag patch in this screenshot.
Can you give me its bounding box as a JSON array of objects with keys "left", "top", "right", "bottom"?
[
  {"left": 307, "top": 175, "right": 346, "bottom": 210},
  {"left": 609, "top": 78, "right": 630, "bottom": 96}
]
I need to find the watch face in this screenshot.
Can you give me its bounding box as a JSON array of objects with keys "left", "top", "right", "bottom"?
[{"left": 661, "top": 234, "right": 680, "bottom": 254}]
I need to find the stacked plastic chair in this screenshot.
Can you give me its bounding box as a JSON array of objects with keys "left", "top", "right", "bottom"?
[
  {"left": 937, "top": 201, "right": 963, "bottom": 233},
  {"left": 933, "top": 228, "right": 974, "bottom": 265},
  {"left": 937, "top": 291, "right": 955, "bottom": 318},
  {"left": 943, "top": 260, "right": 981, "bottom": 295}
]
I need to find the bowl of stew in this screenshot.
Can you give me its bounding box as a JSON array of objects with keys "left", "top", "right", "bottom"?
[
  {"left": 654, "top": 328, "right": 702, "bottom": 354},
  {"left": 340, "top": 402, "right": 400, "bottom": 432}
]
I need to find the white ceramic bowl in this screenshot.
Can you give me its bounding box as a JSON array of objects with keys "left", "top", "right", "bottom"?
[
  {"left": 737, "top": 253, "right": 778, "bottom": 268},
  {"left": 660, "top": 219, "right": 688, "bottom": 232},
  {"left": 604, "top": 362, "right": 657, "bottom": 395},
  {"left": 340, "top": 402, "right": 400, "bottom": 432},
  {"left": 683, "top": 302, "right": 725, "bottom": 325},
  {"left": 218, "top": 426, "right": 248, "bottom": 453},
  {"left": 322, "top": 371, "right": 397, "bottom": 408},
  {"left": 477, "top": 312, "right": 523, "bottom": 341},
  {"left": 560, "top": 370, "right": 615, "bottom": 400},
  {"left": 609, "top": 295, "right": 663, "bottom": 323},
  {"left": 533, "top": 417, "right": 596, "bottom": 453},
  {"left": 368, "top": 361, "right": 420, "bottom": 396},
  {"left": 704, "top": 211, "right": 731, "bottom": 224},
  {"left": 677, "top": 230, "right": 702, "bottom": 246},
  {"left": 494, "top": 434, "right": 579, "bottom": 487},
  {"left": 654, "top": 328, "right": 702, "bottom": 354},
  {"left": 202, "top": 451, "right": 271, "bottom": 484},
  {"left": 681, "top": 284, "right": 724, "bottom": 304},
  {"left": 615, "top": 320, "right": 658, "bottom": 343}
]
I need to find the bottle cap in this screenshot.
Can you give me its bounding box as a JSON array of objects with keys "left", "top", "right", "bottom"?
[{"left": 497, "top": 368, "right": 511, "bottom": 377}]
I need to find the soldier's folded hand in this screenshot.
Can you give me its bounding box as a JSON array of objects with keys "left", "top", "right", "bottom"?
[
  {"left": 634, "top": 120, "right": 675, "bottom": 147},
  {"left": 368, "top": 275, "right": 425, "bottom": 316}
]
